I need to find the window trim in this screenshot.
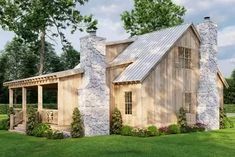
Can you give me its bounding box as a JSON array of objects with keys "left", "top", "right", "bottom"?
[
  {"left": 185, "top": 92, "right": 192, "bottom": 113},
  {"left": 125, "top": 91, "right": 132, "bottom": 115},
  {"left": 178, "top": 47, "right": 192, "bottom": 69}
]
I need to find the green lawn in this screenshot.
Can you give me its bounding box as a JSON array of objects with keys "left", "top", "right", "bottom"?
[
  {"left": 0, "top": 114, "right": 7, "bottom": 120},
  {"left": 1, "top": 128, "right": 235, "bottom": 157},
  {"left": 224, "top": 104, "right": 235, "bottom": 113}
]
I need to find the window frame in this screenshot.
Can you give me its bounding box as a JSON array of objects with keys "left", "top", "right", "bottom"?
[
  {"left": 178, "top": 47, "right": 192, "bottom": 69},
  {"left": 125, "top": 91, "right": 132, "bottom": 115},
  {"left": 185, "top": 92, "right": 192, "bottom": 113}
]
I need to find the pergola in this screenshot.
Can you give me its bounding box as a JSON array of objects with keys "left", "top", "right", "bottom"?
[{"left": 3, "top": 68, "right": 83, "bottom": 132}]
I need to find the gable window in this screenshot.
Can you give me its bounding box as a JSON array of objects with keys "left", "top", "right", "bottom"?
[
  {"left": 185, "top": 93, "right": 192, "bottom": 113},
  {"left": 125, "top": 92, "right": 132, "bottom": 115},
  {"left": 178, "top": 47, "right": 192, "bottom": 69}
]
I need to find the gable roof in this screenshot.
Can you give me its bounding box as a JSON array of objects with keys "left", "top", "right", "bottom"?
[
  {"left": 217, "top": 68, "right": 229, "bottom": 88},
  {"left": 112, "top": 23, "right": 195, "bottom": 83}
]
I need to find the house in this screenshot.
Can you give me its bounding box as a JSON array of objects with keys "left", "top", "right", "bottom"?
[{"left": 3, "top": 17, "right": 228, "bottom": 136}]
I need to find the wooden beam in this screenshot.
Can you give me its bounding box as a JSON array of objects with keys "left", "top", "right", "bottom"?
[
  {"left": 9, "top": 88, "right": 13, "bottom": 108},
  {"left": 22, "top": 87, "right": 27, "bottom": 123},
  {"left": 38, "top": 85, "right": 43, "bottom": 112}
]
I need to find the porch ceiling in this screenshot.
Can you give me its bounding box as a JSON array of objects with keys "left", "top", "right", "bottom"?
[{"left": 3, "top": 68, "right": 84, "bottom": 88}]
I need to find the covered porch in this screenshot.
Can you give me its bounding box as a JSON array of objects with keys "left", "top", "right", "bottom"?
[{"left": 3, "top": 68, "right": 83, "bottom": 133}]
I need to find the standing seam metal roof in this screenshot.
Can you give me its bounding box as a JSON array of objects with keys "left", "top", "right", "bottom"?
[{"left": 112, "top": 23, "right": 192, "bottom": 83}]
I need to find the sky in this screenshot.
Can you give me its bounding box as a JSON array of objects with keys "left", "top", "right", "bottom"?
[{"left": 0, "top": 0, "right": 235, "bottom": 77}]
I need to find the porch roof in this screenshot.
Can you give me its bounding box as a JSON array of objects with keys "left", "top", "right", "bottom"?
[{"left": 3, "top": 68, "right": 84, "bottom": 88}]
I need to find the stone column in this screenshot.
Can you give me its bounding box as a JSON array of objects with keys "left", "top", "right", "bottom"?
[
  {"left": 38, "top": 85, "right": 43, "bottom": 112},
  {"left": 22, "top": 87, "right": 27, "bottom": 123},
  {"left": 197, "top": 17, "right": 219, "bottom": 130},
  {"left": 9, "top": 88, "right": 13, "bottom": 107},
  {"left": 79, "top": 31, "right": 110, "bottom": 136}
]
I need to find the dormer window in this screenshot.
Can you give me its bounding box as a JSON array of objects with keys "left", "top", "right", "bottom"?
[{"left": 178, "top": 47, "right": 192, "bottom": 69}]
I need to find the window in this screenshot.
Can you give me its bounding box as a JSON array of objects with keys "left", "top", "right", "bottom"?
[
  {"left": 178, "top": 47, "right": 192, "bottom": 69},
  {"left": 185, "top": 93, "right": 192, "bottom": 113},
  {"left": 125, "top": 92, "right": 132, "bottom": 115}
]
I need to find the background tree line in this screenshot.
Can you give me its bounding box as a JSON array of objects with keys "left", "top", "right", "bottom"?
[
  {"left": 224, "top": 70, "right": 235, "bottom": 104},
  {"left": 0, "top": 37, "right": 80, "bottom": 104}
]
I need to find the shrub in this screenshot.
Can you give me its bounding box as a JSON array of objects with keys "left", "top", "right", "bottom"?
[
  {"left": 168, "top": 124, "right": 180, "bottom": 134},
  {"left": 121, "top": 125, "right": 133, "bottom": 136},
  {"left": 132, "top": 128, "right": 149, "bottom": 137},
  {"left": 147, "top": 125, "right": 159, "bottom": 136},
  {"left": 71, "top": 107, "right": 84, "bottom": 138},
  {"left": 220, "top": 107, "right": 232, "bottom": 129},
  {"left": 47, "top": 130, "right": 64, "bottom": 139},
  {"left": 159, "top": 126, "right": 169, "bottom": 135},
  {"left": 194, "top": 123, "right": 206, "bottom": 132},
  {"left": 228, "top": 119, "right": 234, "bottom": 128},
  {"left": 110, "top": 108, "right": 123, "bottom": 134},
  {"left": 0, "top": 119, "right": 8, "bottom": 130},
  {"left": 32, "top": 123, "right": 51, "bottom": 137},
  {"left": 178, "top": 107, "right": 187, "bottom": 128},
  {"left": 0, "top": 104, "right": 8, "bottom": 114},
  {"left": 223, "top": 118, "right": 231, "bottom": 129},
  {"left": 26, "top": 107, "right": 39, "bottom": 135}
]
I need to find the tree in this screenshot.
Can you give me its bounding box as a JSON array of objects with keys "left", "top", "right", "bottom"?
[
  {"left": 0, "top": 37, "right": 64, "bottom": 104},
  {"left": 121, "top": 0, "right": 186, "bottom": 36},
  {"left": 0, "top": 0, "right": 97, "bottom": 75},
  {"left": 61, "top": 46, "right": 80, "bottom": 70},
  {"left": 71, "top": 107, "right": 84, "bottom": 138},
  {"left": 232, "top": 69, "right": 235, "bottom": 79}
]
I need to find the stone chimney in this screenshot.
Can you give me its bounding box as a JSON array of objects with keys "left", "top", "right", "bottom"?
[
  {"left": 79, "top": 31, "right": 110, "bottom": 136},
  {"left": 196, "top": 17, "right": 219, "bottom": 130}
]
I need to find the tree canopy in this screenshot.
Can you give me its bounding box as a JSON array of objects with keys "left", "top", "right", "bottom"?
[
  {"left": 121, "top": 0, "right": 186, "bottom": 36},
  {"left": 0, "top": 0, "right": 97, "bottom": 74}
]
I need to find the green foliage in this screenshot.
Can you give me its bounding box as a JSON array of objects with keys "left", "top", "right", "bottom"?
[
  {"left": 224, "top": 79, "right": 235, "bottom": 104},
  {"left": 178, "top": 107, "right": 187, "bottom": 128},
  {"left": 220, "top": 107, "right": 233, "bottom": 129},
  {"left": 46, "top": 130, "right": 64, "bottom": 139},
  {"left": 71, "top": 108, "right": 84, "bottom": 138},
  {"left": 0, "top": 0, "right": 97, "bottom": 74},
  {"left": 0, "top": 105, "right": 8, "bottom": 114},
  {"left": 2, "top": 129, "right": 235, "bottom": 157},
  {"left": 110, "top": 108, "right": 123, "bottom": 134},
  {"left": 168, "top": 124, "right": 181, "bottom": 134},
  {"left": 26, "top": 107, "right": 40, "bottom": 135},
  {"left": 0, "top": 119, "right": 8, "bottom": 130},
  {"left": 147, "top": 125, "right": 159, "bottom": 136},
  {"left": 132, "top": 128, "right": 149, "bottom": 137},
  {"left": 60, "top": 47, "right": 80, "bottom": 70},
  {"left": 159, "top": 126, "right": 169, "bottom": 135},
  {"left": 224, "top": 104, "right": 235, "bottom": 113},
  {"left": 232, "top": 69, "right": 235, "bottom": 79},
  {"left": 121, "top": 0, "right": 186, "bottom": 36},
  {"left": 121, "top": 125, "right": 133, "bottom": 136},
  {"left": 32, "top": 123, "right": 51, "bottom": 137}
]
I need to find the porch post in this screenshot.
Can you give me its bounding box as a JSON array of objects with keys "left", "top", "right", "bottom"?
[
  {"left": 9, "top": 88, "right": 13, "bottom": 107},
  {"left": 38, "top": 85, "right": 43, "bottom": 112},
  {"left": 9, "top": 88, "right": 14, "bottom": 130},
  {"left": 22, "top": 87, "right": 27, "bottom": 123}
]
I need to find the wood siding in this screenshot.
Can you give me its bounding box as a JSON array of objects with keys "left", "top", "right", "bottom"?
[
  {"left": 217, "top": 75, "right": 224, "bottom": 108},
  {"left": 112, "top": 28, "right": 200, "bottom": 127},
  {"left": 58, "top": 74, "right": 82, "bottom": 126}
]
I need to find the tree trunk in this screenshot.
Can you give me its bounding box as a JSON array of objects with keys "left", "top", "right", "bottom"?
[{"left": 39, "top": 30, "right": 46, "bottom": 75}]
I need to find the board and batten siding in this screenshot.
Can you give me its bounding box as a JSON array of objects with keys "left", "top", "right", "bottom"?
[
  {"left": 57, "top": 74, "right": 82, "bottom": 126},
  {"left": 113, "top": 28, "right": 200, "bottom": 128},
  {"left": 141, "top": 28, "right": 200, "bottom": 127}
]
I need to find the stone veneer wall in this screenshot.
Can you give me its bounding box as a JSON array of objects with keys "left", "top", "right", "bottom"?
[
  {"left": 79, "top": 33, "right": 110, "bottom": 136},
  {"left": 196, "top": 18, "right": 220, "bottom": 130}
]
